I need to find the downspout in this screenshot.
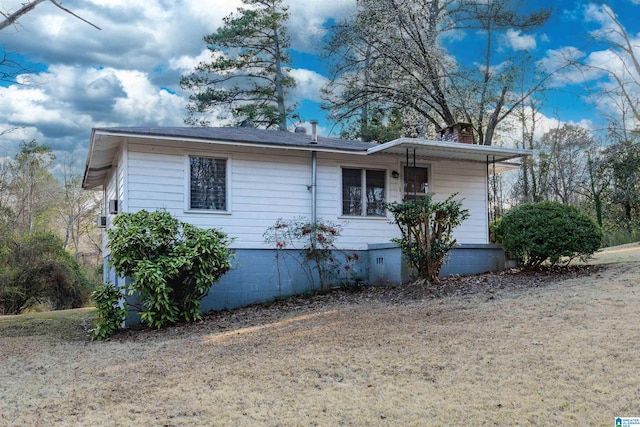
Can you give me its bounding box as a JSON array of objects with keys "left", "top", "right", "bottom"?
[{"left": 310, "top": 120, "right": 318, "bottom": 223}]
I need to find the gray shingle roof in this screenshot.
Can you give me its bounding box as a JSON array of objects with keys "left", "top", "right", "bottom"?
[
  {"left": 84, "top": 126, "right": 531, "bottom": 190},
  {"left": 93, "top": 126, "right": 376, "bottom": 152}
]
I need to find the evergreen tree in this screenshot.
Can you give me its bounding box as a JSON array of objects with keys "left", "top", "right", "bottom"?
[
  {"left": 337, "top": 107, "right": 405, "bottom": 143},
  {"left": 180, "top": 0, "right": 296, "bottom": 130}
]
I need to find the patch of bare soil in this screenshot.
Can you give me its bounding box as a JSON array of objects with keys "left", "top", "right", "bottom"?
[{"left": 1, "top": 249, "right": 639, "bottom": 426}]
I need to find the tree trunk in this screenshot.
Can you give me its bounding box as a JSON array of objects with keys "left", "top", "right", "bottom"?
[{"left": 273, "top": 26, "right": 287, "bottom": 131}]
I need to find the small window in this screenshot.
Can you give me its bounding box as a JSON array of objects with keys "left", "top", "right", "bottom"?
[
  {"left": 342, "top": 168, "right": 386, "bottom": 217},
  {"left": 189, "top": 156, "right": 227, "bottom": 210},
  {"left": 404, "top": 166, "right": 429, "bottom": 201}
]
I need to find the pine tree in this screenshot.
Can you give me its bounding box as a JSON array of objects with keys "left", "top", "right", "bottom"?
[{"left": 180, "top": 0, "right": 296, "bottom": 130}]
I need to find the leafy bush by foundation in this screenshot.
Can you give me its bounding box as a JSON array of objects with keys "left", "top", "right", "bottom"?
[
  {"left": 495, "top": 201, "right": 602, "bottom": 268},
  {"left": 387, "top": 194, "right": 469, "bottom": 284},
  {"left": 90, "top": 282, "right": 126, "bottom": 340},
  {"left": 107, "top": 210, "right": 233, "bottom": 329}
]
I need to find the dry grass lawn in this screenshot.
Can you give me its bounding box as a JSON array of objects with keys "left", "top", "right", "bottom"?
[{"left": 1, "top": 244, "right": 640, "bottom": 426}]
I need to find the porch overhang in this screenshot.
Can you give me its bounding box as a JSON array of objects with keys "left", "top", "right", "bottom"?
[{"left": 367, "top": 138, "right": 532, "bottom": 173}]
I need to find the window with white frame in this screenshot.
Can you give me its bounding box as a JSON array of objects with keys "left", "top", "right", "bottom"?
[
  {"left": 189, "top": 156, "right": 227, "bottom": 211},
  {"left": 341, "top": 168, "right": 386, "bottom": 217}
]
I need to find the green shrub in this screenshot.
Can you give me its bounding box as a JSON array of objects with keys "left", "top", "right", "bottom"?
[
  {"left": 90, "top": 282, "right": 126, "bottom": 340},
  {"left": 387, "top": 193, "right": 469, "bottom": 284},
  {"left": 0, "top": 232, "right": 94, "bottom": 314},
  {"left": 107, "top": 210, "right": 234, "bottom": 329},
  {"left": 602, "top": 227, "right": 640, "bottom": 247},
  {"left": 495, "top": 201, "right": 602, "bottom": 268},
  {"left": 489, "top": 217, "right": 502, "bottom": 244}
]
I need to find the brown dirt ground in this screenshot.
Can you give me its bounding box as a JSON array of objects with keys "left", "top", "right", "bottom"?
[{"left": 1, "top": 244, "right": 640, "bottom": 426}]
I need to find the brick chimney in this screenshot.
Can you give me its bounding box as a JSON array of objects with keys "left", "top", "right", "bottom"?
[{"left": 437, "top": 123, "right": 475, "bottom": 144}]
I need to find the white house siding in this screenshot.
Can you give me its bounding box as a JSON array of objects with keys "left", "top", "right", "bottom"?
[
  {"left": 119, "top": 137, "right": 488, "bottom": 251},
  {"left": 102, "top": 148, "right": 126, "bottom": 257},
  {"left": 431, "top": 161, "right": 489, "bottom": 244},
  {"left": 124, "top": 138, "right": 315, "bottom": 249},
  {"left": 315, "top": 153, "right": 401, "bottom": 250}
]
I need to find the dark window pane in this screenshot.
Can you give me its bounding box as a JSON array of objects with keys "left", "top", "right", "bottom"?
[
  {"left": 404, "top": 166, "right": 429, "bottom": 195},
  {"left": 190, "top": 157, "right": 226, "bottom": 210},
  {"left": 366, "top": 170, "right": 386, "bottom": 216},
  {"left": 342, "top": 168, "right": 362, "bottom": 215}
]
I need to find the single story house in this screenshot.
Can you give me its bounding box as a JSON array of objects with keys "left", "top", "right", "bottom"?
[{"left": 82, "top": 124, "right": 529, "bottom": 319}]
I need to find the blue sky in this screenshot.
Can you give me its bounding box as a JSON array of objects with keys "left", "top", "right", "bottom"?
[{"left": 0, "top": 0, "right": 638, "bottom": 174}]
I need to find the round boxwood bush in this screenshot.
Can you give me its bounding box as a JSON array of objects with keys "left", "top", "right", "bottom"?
[{"left": 495, "top": 201, "right": 602, "bottom": 268}]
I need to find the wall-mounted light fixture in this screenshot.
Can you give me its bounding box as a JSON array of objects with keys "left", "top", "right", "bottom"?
[{"left": 391, "top": 170, "right": 399, "bottom": 179}]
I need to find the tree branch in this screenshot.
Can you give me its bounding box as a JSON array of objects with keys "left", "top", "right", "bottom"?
[
  {"left": 0, "top": 0, "right": 100, "bottom": 32},
  {"left": 50, "top": 0, "right": 101, "bottom": 30}
]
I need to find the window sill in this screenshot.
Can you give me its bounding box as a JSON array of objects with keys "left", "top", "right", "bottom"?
[
  {"left": 184, "top": 209, "right": 232, "bottom": 215},
  {"left": 338, "top": 215, "right": 389, "bottom": 220}
]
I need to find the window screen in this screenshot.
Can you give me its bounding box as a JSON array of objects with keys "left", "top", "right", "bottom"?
[{"left": 190, "top": 156, "right": 227, "bottom": 210}]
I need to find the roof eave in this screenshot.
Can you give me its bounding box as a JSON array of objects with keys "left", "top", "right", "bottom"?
[
  {"left": 367, "top": 137, "right": 533, "bottom": 164},
  {"left": 82, "top": 129, "right": 99, "bottom": 190}
]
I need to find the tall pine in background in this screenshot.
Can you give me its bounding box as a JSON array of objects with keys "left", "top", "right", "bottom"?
[{"left": 181, "top": 0, "right": 296, "bottom": 130}]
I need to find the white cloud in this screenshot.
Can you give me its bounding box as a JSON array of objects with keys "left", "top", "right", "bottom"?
[
  {"left": 583, "top": 4, "right": 639, "bottom": 53},
  {"left": 0, "top": 64, "right": 186, "bottom": 161},
  {"left": 474, "top": 60, "right": 511, "bottom": 75},
  {"left": 576, "top": 4, "right": 640, "bottom": 127},
  {"left": 537, "top": 46, "right": 600, "bottom": 88},
  {"left": 583, "top": 3, "right": 611, "bottom": 27},
  {"left": 503, "top": 29, "right": 537, "bottom": 51},
  {"left": 170, "top": 50, "right": 223, "bottom": 74},
  {"left": 111, "top": 69, "right": 186, "bottom": 125},
  {"left": 289, "top": 68, "right": 328, "bottom": 103},
  {"left": 287, "top": 0, "right": 356, "bottom": 52},
  {"left": 0, "top": 0, "right": 233, "bottom": 72}
]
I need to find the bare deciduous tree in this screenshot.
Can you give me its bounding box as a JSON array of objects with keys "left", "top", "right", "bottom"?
[
  {"left": 323, "top": 0, "right": 555, "bottom": 145},
  {"left": 588, "top": 4, "right": 640, "bottom": 122},
  {"left": 538, "top": 124, "right": 596, "bottom": 206},
  {"left": 8, "top": 140, "right": 56, "bottom": 233},
  {"left": 56, "top": 160, "right": 101, "bottom": 260}
]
